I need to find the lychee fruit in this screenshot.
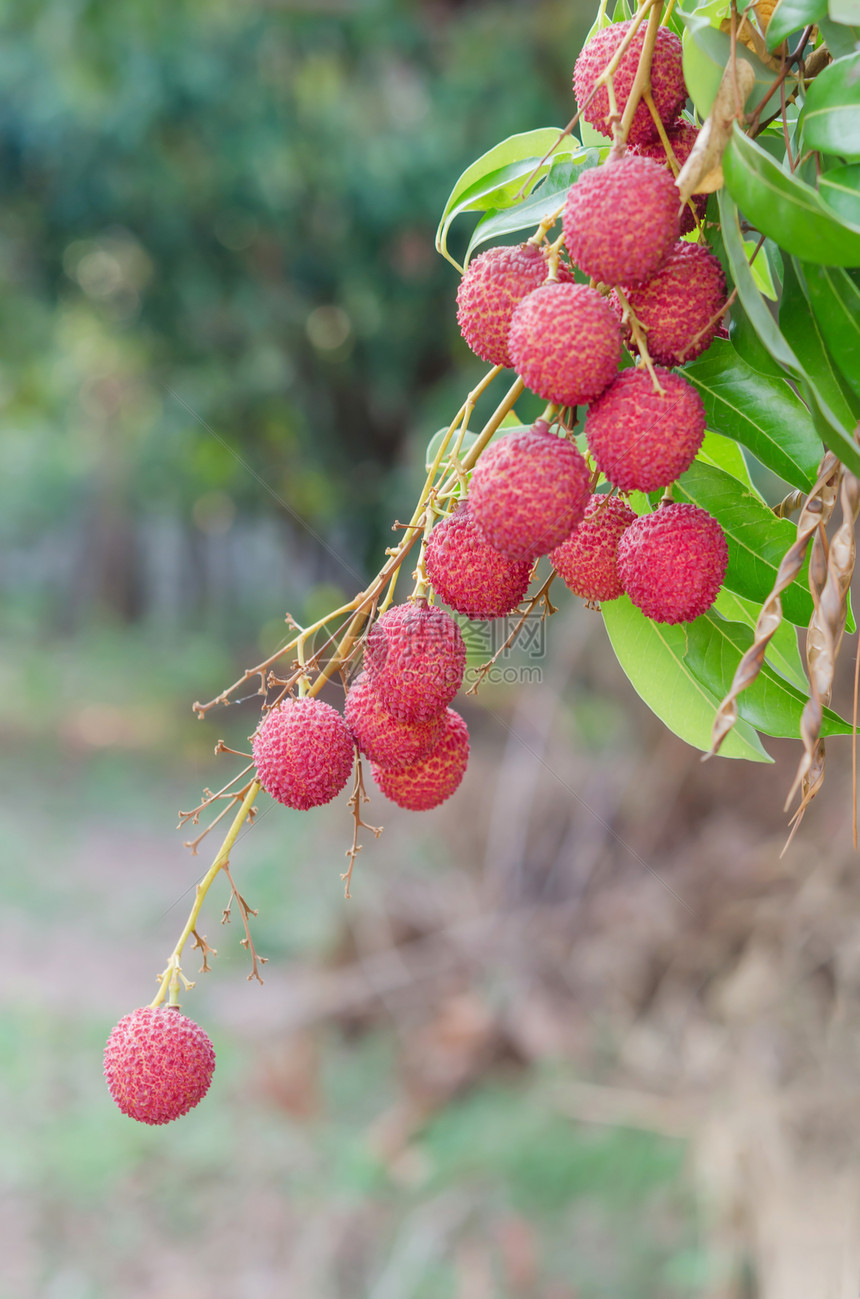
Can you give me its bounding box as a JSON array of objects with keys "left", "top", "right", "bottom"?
[
  {"left": 550, "top": 493, "right": 636, "bottom": 602},
  {"left": 573, "top": 21, "right": 687, "bottom": 147},
  {"left": 562, "top": 156, "right": 679, "bottom": 285},
  {"left": 508, "top": 282, "right": 622, "bottom": 407},
  {"left": 468, "top": 421, "right": 591, "bottom": 563},
  {"left": 456, "top": 243, "right": 572, "bottom": 368},
  {"left": 617, "top": 241, "right": 726, "bottom": 367},
  {"left": 584, "top": 367, "right": 706, "bottom": 493},
  {"left": 252, "top": 696, "right": 354, "bottom": 810},
  {"left": 372, "top": 707, "right": 469, "bottom": 811},
  {"left": 425, "top": 501, "right": 532, "bottom": 618},
  {"left": 344, "top": 672, "right": 445, "bottom": 770},
  {"left": 631, "top": 120, "right": 708, "bottom": 235},
  {"left": 364, "top": 601, "right": 466, "bottom": 724},
  {"left": 104, "top": 1006, "right": 216, "bottom": 1125},
  {"left": 616, "top": 503, "right": 728, "bottom": 624}
]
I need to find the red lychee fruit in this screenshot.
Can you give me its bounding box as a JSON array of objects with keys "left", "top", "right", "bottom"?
[
  {"left": 573, "top": 22, "right": 687, "bottom": 146},
  {"left": 372, "top": 707, "right": 469, "bottom": 811},
  {"left": 468, "top": 421, "right": 591, "bottom": 563},
  {"left": 562, "top": 156, "right": 679, "bottom": 285},
  {"left": 631, "top": 120, "right": 708, "bottom": 235},
  {"left": 364, "top": 601, "right": 466, "bottom": 724},
  {"left": 104, "top": 1006, "right": 216, "bottom": 1126},
  {"left": 424, "top": 501, "right": 532, "bottom": 618},
  {"left": 616, "top": 503, "right": 728, "bottom": 624},
  {"left": 252, "top": 696, "right": 354, "bottom": 810},
  {"left": 550, "top": 493, "right": 636, "bottom": 602},
  {"left": 344, "top": 672, "right": 445, "bottom": 770},
  {"left": 584, "top": 367, "right": 706, "bottom": 493},
  {"left": 617, "top": 241, "right": 726, "bottom": 367},
  {"left": 508, "top": 282, "right": 622, "bottom": 407},
  {"left": 456, "top": 243, "right": 572, "bottom": 368}
]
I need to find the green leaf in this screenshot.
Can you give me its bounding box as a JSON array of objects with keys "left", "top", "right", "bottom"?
[
  {"left": 723, "top": 125, "right": 860, "bottom": 265},
  {"left": 781, "top": 258, "right": 860, "bottom": 429},
  {"left": 465, "top": 151, "right": 602, "bottom": 264},
  {"left": 683, "top": 339, "right": 824, "bottom": 490},
  {"left": 802, "top": 54, "right": 860, "bottom": 160},
  {"left": 713, "top": 588, "right": 808, "bottom": 689},
  {"left": 728, "top": 300, "right": 787, "bottom": 378},
  {"left": 820, "top": 15, "right": 860, "bottom": 57},
  {"left": 766, "top": 0, "right": 828, "bottom": 50},
  {"left": 801, "top": 261, "right": 860, "bottom": 404},
  {"left": 684, "top": 610, "right": 852, "bottom": 737},
  {"left": 698, "top": 429, "right": 762, "bottom": 495},
  {"left": 819, "top": 162, "right": 860, "bottom": 226},
  {"left": 673, "top": 459, "right": 814, "bottom": 626},
  {"left": 435, "top": 129, "right": 581, "bottom": 269},
  {"left": 424, "top": 416, "right": 526, "bottom": 473},
  {"left": 601, "top": 595, "right": 772, "bottom": 761},
  {"left": 743, "top": 239, "right": 778, "bottom": 298},
  {"left": 679, "top": 12, "right": 778, "bottom": 118},
  {"left": 718, "top": 188, "right": 860, "bottom": 477}
]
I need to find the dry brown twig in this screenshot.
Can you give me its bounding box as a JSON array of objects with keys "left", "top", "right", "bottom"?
[
  {"left": 342, "top": 756, "right": 383, "bottom": 900},
  {"left": 222, "top": 861, "right": 268, "bottom": 984}
]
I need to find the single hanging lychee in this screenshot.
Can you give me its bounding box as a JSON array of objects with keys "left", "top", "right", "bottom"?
[
  {"left": 252, "top": 696, "right": 354, "bottom": 810},
  {"left": 364, "top": 601, "right": 466, "bottom": 724},
  {"left": 344, "top": 672, "right": 445, "bottom": 770},
  {"left": 456, "top": 243, "right": 572, "bottom": 368},
  {"left": 562, "top": 156, "right": 679, "bottom": 285},
  {"left": 616, "top": 503, "right": 728, "bottom": 624},
  {"left": 372, "top": 707, "right": 469, "bottom": 811},
  {"left": 424, "top": 501, "right": 532, "bottom": 619},
  {"left": 468, "top": 420, "right": 591, "bottom": 563},
  {"left": 616, "top": 242, "right": 726, "bottom": 367},
  {"left": 104, "top": 1006, "right": 216, "bottom": 1125},
  {"left": 631, "top": 120, "right": 708, "bottom": 235},
  {"left": 550, "top": 493, "right": 636, "bottom": 603},
  {"left": 584, "top": 367, "right": 706, "bottom": 493},
  {"left": 508, "top": 282, "right": 622, "bottom": 407},
  {"left": 573, "top": 21, "right": 687, "bottom": 146}
]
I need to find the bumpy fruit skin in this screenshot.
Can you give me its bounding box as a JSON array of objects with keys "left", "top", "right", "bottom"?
[
  {"left": 344, "top": 672, "right": 445, "bottom": 770},
  {"left": 372, "top": 708, "right": 469, "bottom": 811},
  {"left": 364, "top": 602, "right": 466, "bottom": 724},
  {"left": 573, "top": 22, "right": 687, "bottom": 146},
  {"left": 456, "top": 243, "right": 572, "bottom": 368},
  {"left": 252, "top": 697, "right": 354, "bottom": 810},
  {"left": 425, "top": 501, "right": 532, "bottom": 617},
  {"left": 550, "top": 493, "right": 636, "bottom": 602},
  {"left": 562, "top": 156, "right": 679, "bottom": 285},
  {"left": 508, "top": 282, "right": 622, "bottom": 407},
  {"left": 585, "top": 367, "right": 706, "bottom": 492},
  {"left": 104, "top": 1006, "right": 216, "bottom": 1126},
  {"left": 469, "top": 421, "right": 591, "bottom": 562},
  {"left": 631, "top": 120, "right": 707, "bottom": 235},
  {"left": 617, "top": 503, "right": 728, "bottom": 624},
  {"left": 617, "top": 242, "right": 726, "bottom": 367}
]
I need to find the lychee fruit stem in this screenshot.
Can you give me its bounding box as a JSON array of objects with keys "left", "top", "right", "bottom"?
[{"left": 613, "top": 286, "right": 667, "bottom": 396}]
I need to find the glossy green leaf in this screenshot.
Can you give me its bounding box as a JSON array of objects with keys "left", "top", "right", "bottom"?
[
  {"left": 718, "top": 188, "right": 860, "bottom": 477},
  {"left": 714, "top": 588, "right": 808, "bottom": 689},
  {"left": 679, "top": 13, "right": 778, "bottom": 119},
  {"left": 684, "top": 610, "right": 852, "bottom": 737},
  {"left": 801, "top": 262, "right": 860, "bottom": 404},
  {"left": 781, "top": 258, "right": 860, "bottom": 429},
  {"left": 819, "top": 15, "right": 860, "bottom": 57},
  {"left": 743, "top": 239, "right": 778, "bottom": 298},
  {"left": 683, "top": 340, "right": 824, "bottom": 490},
  {"left": 698, "top": 429, "right": 762, "bottom": 496},
  {"left": 766, "top": 0, "right": 827, "bottom": 50},
  {"left": 601, "top": 595, "right": 771, "bottom": 761},
  {"left": 673, "top": 459, "right": 814, "bottom": 626},
  {"left": 802, "top": 54, "right": 860, "bottom": 160},
  {"left": 723, "top": 125, "right": 860, "bottom": 265},
  {"left": 435, "top": 129, "right": 581, "bottom": 269},
  {"left": 728, "top": 300, "right": 786, "bottom": 378},
  {"left": 819, "top": 163, "right": 860, "bottom": 226},
  {"left": 465, "top": 151, "right": 602, "bottom": 263}
]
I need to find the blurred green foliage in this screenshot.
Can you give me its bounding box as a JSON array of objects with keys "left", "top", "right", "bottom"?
[{"left": 0, "top": 0, "right": 591, "bottom": 633}]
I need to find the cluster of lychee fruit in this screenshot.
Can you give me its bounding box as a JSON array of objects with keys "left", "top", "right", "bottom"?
[{"left": 104, "top": 14, "right": 736, "bottom": 1127}]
